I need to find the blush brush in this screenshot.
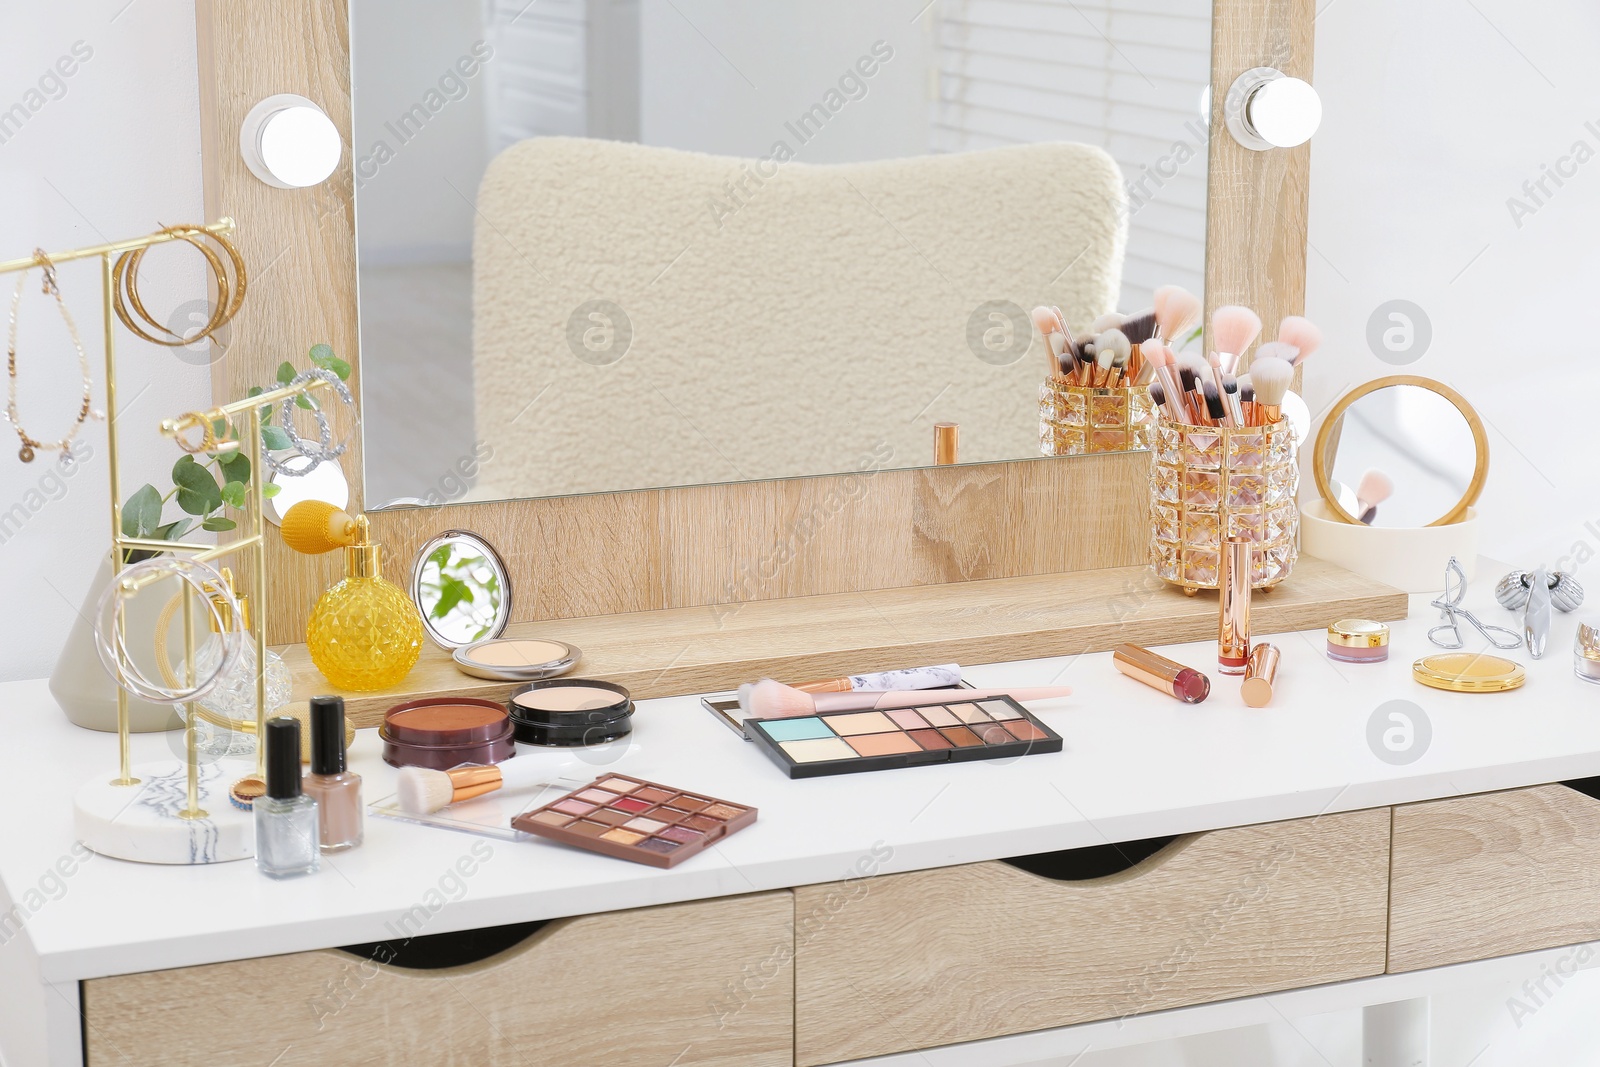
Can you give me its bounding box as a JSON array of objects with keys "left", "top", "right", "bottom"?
[{"left": 1210, "top": 305, "right": 1262, "bottom": 373}]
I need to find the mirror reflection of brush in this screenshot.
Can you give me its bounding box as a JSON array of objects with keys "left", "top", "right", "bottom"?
[{"left": 1355, "top": 469, "right": 1394, "bottom": 525}]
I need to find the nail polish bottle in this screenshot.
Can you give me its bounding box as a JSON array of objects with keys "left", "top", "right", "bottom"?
[
  {"left": 303, "top": 695, "right": 364, "bottom": 853},
  {"left": 256, "top": 716, "right": 321, "bottom": 878}
]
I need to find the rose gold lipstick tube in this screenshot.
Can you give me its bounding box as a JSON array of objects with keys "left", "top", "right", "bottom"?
[
  {"left": 1218, "top": 538, "right": 1251, "bottom": 675},
  {"left": 1241, "top": 643, "right": 1280, "bottom": 707},
  {"left": 1112, "top": 643, "right": 1210, "bottom": 704}
]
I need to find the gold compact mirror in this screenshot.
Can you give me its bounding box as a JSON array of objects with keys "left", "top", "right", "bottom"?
[
  {"left": 1313, "top": 375, "right": 1488, "bottom": 528},
  {"left": 410, "top": 531, "right": 513, "bottom": 649}
]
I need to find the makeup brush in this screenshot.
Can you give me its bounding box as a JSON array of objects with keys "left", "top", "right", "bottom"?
[
  {"left": 398, "top": 761, "right": 557, "bottom": 816},
  {"left": 280, "top": 500, "right": 358, "bottom": 554},
  {"left": 1221, "top": 373, "right": 1245, "bottom": 427},
  {"left": 1090, "top": 312, "right": 1123, "bottom": 334},
  {"left": 1252, "top": 341, "right": 1299, "bottom": 367},
  {"left": 1120, "top": 307, "right": 1157, "bottom": 346},
  {"left": 739, "top": 679, "right": 1072, "bottom": 719},
  {"left": 793, "top": 664, "right": 963, "bottom": 693},
  {"left": 1094, "top": 329, "right": 1130, "bottom": 386},
  {"left": 1032, "top": 306, "right": 1073, "bottom": 376},
  {"left": 1108, "top": 347, "right": 1132, "bottom": 387},
  {"left": 1276, "top": 316, "right": 1322, "bottom": 366},
  {"left": 1236, "top": 373, "right": 1255, "bottom": 426},
  {"left": 1210, "top": 305, "right": 1262, "bottom": 371},
  {"left": 1356, "top": 469, "right": 1394, "bottom": 524},
  {"left": 1202, "top": 381, "right": 1229, "bottom": 427},
  {"left": 1155, "top": 286, "right": 1202, "bottom": 345},
  {"left": 1248, "top": 356, "right": 1293, "bottom": 424},
  {"left": 1176, "top": 352, "right": 1212, "bottom": 421}
]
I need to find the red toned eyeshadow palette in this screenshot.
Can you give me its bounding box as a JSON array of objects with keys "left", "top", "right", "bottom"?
[
  {"left": 509, "top": 774, "right": 757, "bottom": 868},
  {"left": 743, "top": 696, "right": 1062, "bottom": 778}
]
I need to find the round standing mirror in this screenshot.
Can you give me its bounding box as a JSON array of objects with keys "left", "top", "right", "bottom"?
[
  {"left": 410, "top": 531, "right": 512, "bottom": 649},
  {"left": 1313, "top": 375, "right": 1488, "bottom": 528}
]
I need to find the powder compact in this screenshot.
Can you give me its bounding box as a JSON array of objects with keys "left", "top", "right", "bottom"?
[
  {"left": 744, "top": 695, "right": 1061, "bottom": 778},
  {"left": 508, "top": 679, "right": 633, "bottom": 747},
  {"left": 511, "top": 774, "right": 756, "bottom": 868},
  {"left": 381, "top": 698, "right": 517, "bottom": 768},
  {"left": 453, "top": 637, "right": 581, "bottom": 682},
  {"left": 1327, "top": 619, "right": 1390, "bottom": 663},
  {"left": 1412, "top": 653, "right": 1526, "bottom": 694}
]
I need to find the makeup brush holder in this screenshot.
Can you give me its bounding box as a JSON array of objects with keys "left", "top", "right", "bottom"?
[
  {"left": 1039, "top": 377, "right": 1155, "bottom": 456},
  {"left": 1149, "top": 415, "right": 1299, "bottom": 592}
]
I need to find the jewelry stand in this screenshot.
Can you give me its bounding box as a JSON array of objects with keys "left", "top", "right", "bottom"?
[{"left": 1, "top": 222, "right": 326, "bottom": 865}]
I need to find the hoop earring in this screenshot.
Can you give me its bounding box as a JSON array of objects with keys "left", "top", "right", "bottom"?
[
  {"left": 112, "top": 225, "right": 247, "bottom": 347},
  {"left": 264, "top": 367, "right": 358, "bottom": 477}
]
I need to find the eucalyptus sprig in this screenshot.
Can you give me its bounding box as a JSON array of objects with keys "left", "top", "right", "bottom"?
[{"left": 120, "top": 345, "right": 350, "bottom": 564}]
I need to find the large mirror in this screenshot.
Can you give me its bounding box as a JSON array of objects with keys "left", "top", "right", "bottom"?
[
  {"left": 1313, "top": 376, "right": 1489, "bottom": 529},
  {"left": 353, "top": 0, "right": 1214, "bottom": 507}
]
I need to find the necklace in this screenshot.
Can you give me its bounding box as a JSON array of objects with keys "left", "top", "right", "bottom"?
[{"left": 6, "top": 250, "right": 101, "bottom": 465}]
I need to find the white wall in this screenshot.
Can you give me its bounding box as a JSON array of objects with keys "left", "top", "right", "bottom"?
[
  {"left": 1304, "top": 0, "right": 1600, "bottom": 580},
  {"left": 0, "top": 0, "right": 207, "bottom": 685}
]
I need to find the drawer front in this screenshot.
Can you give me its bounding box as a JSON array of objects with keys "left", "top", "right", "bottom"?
[
  {"left": 83, "top": 891, "right": 792, "bottom": 1067},
  {"left": 1389, "top": 784, "right": 1600, "bottom": 973},
  {"left": 794, "top": 809, "right": 1390, "bottom": 1065}
]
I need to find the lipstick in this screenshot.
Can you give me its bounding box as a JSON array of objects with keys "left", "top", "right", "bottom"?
[
  {"left": 1218, "top": 538, "right": 1251, "bottom": 675},
  {"left": 1112, "top": 643, "right": 1211, "bottom": 704},
  {"left": 1241, "top": 643, "right": 1280, "bottom": 707}
]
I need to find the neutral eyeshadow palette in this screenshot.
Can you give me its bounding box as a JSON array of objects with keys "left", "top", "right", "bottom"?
[
  {"left": 743, "top": 696, "right": 1062, "bottom": 778},
  {"left": 510, "top": 774, "right": 757, "bottom": 868}
]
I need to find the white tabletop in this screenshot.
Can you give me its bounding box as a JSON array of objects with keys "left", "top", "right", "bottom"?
[{"left": 3, "top": 576, "right": 1598, "bottom": 985}]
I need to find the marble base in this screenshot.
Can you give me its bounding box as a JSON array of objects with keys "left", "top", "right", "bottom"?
[{"left": 73, "top": 759, "right": 256, "bottom": 864}]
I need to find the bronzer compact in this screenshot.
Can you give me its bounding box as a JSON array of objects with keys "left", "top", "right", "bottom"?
[
  {"left": 453, "top": 637, "right": 581, "bottom": 682},
  {"left": 381, "top": 698, "right": 517, "bottom": 769},
  {"left": 507, "top": 679, "right": 633, "bottom": 747}
]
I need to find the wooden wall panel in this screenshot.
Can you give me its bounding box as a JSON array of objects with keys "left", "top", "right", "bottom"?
[
  {"left": 194, "top": 0, "right": 360, "bottom": 641},
  {"left": 196, "top": 1, "right": 1313, "bottom": 645},
  {"left": 1205, "top": 0, "right": 1316, "bottom": 352}
]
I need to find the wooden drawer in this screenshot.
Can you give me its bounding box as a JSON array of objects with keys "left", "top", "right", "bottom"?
[
  {"left": 1389, "top": 784, "right": 1600, "bottom": 973},
  {"left": 793, "top": 809, "right": 1390, "bottom": 1065},
  {"left": 82, "top": 891, "right": 793, "bottom": 1067}
]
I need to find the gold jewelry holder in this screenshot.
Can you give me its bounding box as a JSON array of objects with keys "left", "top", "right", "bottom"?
[{"left": 2, "top": 221, "right": 327, "bottom": 853}]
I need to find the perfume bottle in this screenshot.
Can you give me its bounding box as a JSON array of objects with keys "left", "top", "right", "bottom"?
[
  {"left": 302, "top": 513, "right": 423, "bottom": 691},
  {"left": 255, "top": 716, "right": 320, "bottom": 878},
  {"left": 302, "top": 695, "right": 363, "bottom": 852}
]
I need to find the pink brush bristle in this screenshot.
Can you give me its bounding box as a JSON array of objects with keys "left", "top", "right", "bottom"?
[
  {"left": 1277, "top": 316, "right": 1322, "bottom": 363},
  {"left": 1210, "top": 306, "right": 1262, "bottom": 366},
  {"left": 1030, "top": 306, "right": 1058, "bottom": 337},
  {"left": 1156, "top": 288, "right": 1202, "bottom": 343}
]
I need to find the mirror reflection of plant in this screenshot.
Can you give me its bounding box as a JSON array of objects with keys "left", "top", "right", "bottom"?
[
  {"left": 120, "top": 345, "right": 351, "bottom": 564},
  {"left": 419, "top": 545, "right": 501, "bottom": 644}
]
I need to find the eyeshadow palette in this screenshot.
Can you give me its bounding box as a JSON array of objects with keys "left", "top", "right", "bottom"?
[
  {"left": 510, "top": 774, "right": 757, "bottom": 868},
  {"left": 743, "top": 696, "right": 1062, "bottom": 778}
]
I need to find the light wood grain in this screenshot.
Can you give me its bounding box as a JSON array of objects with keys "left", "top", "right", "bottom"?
[
  {"left": 1388, "top": 785, "right": 1600, "bottom": 974},
  {"left": 281, "top": 556, "right": 1407, "bottom": 726},
  {"left": 1205, "top": 0, "right": 1315, "bottom": 379},
  {"left": 83, "top": 890, "right": 793, "bottom": 1067},
  {"left": 194, "top": 0, "right": 361, "bottom": 640},
  {"left": 792, "top": 809, "right": 1390, "bottom": 1065},
  {"left": 198, "top": 0, "right": 1317, "bottom": 646}
]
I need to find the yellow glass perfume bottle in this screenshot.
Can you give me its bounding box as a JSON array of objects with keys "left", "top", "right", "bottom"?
[{"left": 284, "top": 502, "right": 423, "bottom": 691}]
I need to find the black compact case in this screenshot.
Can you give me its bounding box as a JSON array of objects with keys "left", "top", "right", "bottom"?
[{"left": 507, "top": 679, "right": 633, "bottom": 747}]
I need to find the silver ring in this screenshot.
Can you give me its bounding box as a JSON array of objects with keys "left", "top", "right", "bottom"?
[{"left": 1496, "top": 569, "right": 1585, "bottom": 613}]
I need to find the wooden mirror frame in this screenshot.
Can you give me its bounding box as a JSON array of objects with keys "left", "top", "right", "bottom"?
[
  {"left": 194, "top": 0, "right": 1315, "bottom": 645},
  {"left": 1312, "top": 375, "right": 1490, "bottom": 529}
]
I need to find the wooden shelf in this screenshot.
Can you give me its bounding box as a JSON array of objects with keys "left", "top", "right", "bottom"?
[{"left": 279, "top": 558, "right": 1408, "bottom": 727}]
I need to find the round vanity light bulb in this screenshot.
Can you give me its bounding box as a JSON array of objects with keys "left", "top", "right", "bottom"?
[
  {"left": 1247, "top": 77, "right": 1322, "bottom": 148},
  {"left": 267, "top": 454, "right": 350, "bottom": 526},
  {"left": 240, "top": 94, "right": 342, "bottom": 189}
]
